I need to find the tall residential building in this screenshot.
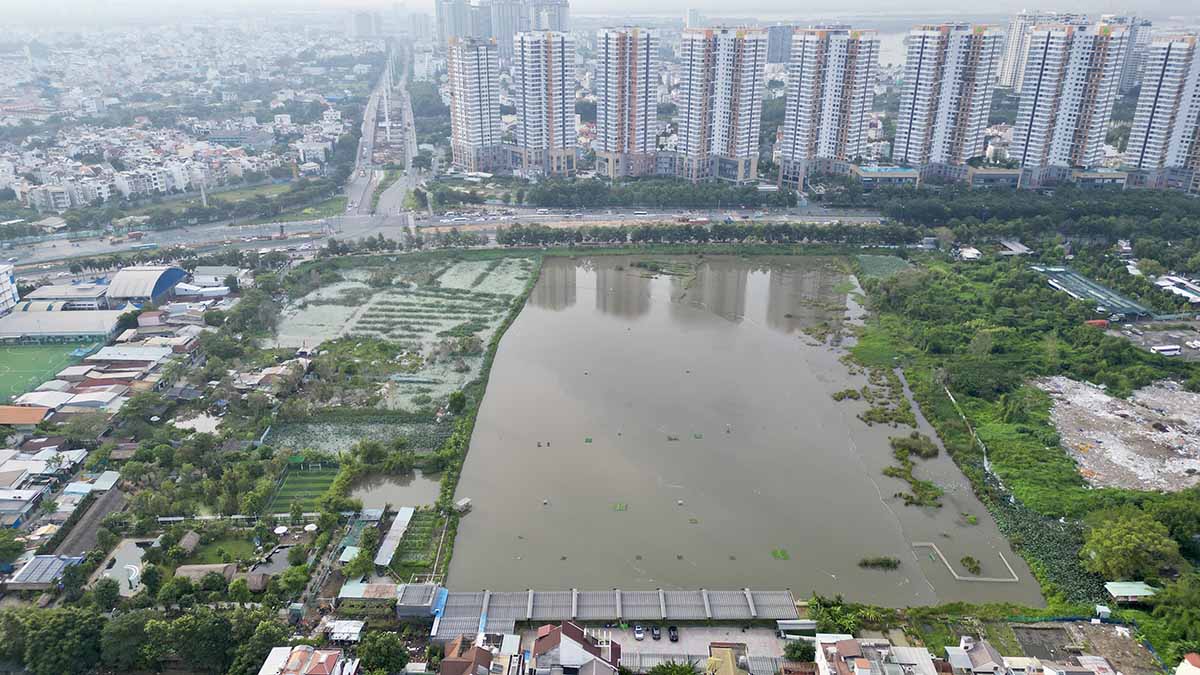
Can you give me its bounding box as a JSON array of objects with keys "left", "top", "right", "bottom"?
[
  {"left": 489, "top": 0, "right": 526, "bottom": 61},
  {"left": 0, "top": 264, "right": 17, "bottom": 316},
  {"left": 528, "top": 0, "right": 569, "bottom": 31},
  {"left": 686, "top": 9, "right": 703, "bottom": 29},
  {"left": 436, "top": 0, "right": 474, "bottom": 44},
  {"left": 448, "top": 37, "right": 504, "bottom": 172},
  {"left": 409, "top": 12, "right": 434, "bottom": 43},
  {"left": 766, "top": 25, "right": 796, "bottom": 64},
  {"left": 1123, "top": 35, "right": 1200, "bottom": 192},
  {"left": 893, "top": 24, "right": 1003, "bottom": 171},
  {"left": 998, "top": 10, "right": 1088, "bottom": 92},
  {"left": 512, "top": 31, "right": 577, "bottom": 176},
  {"left": 595, "top": 28, "right": 659, "bottom": 178},
  {"left": 1012, "top": 23, "right": 1128, "bottom": 180},
  {"left": 677, "top": 27, "right": 768, "bottom": 184},
  {"left": 778, "top": 27, "right": 879, "bottom": 188},
  {"left": 1103, "top": 15, "right": 1153, "bottom": 93}
]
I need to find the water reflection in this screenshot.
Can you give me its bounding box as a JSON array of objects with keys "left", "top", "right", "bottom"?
[
  {"left": 451, "top": 254, "right": 1044, "bottom": 606},
  {"left": 529, "top": 262, "right": 577, "bottom": 310},
  {"left": 595, "top": 264, "right": 651, "bottom": 319},
  {"left": 766, "top": 265, "right": 837, "bottom": 332},
  {"left": 686, "top": 261, "right": 747, "bottom": 322},
  {"left": 350, "top": 470, "right": 442, "bottom": 509}
]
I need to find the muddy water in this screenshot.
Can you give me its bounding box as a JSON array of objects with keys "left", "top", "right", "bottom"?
[
  {"left": 351, "top": 470, "right": 442, "bottom": 509},
  {"left": 450, "top": 256, "right": 1043, "bottom": 607}
]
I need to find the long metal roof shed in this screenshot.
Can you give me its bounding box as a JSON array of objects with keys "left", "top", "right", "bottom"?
[{"left": 374, "top": 506, "right": 415, "bottom": 567}]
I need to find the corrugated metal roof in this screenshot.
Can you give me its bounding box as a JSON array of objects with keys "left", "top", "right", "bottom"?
[
  {"left": 107, "top": 266, "right": 186, "bottom": 300},
  {"left": 374, "top": 507, "right": 415, "bottom": 567}
]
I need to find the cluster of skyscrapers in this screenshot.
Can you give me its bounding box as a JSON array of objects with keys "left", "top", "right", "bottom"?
[{"left": 439, "top": 6, "right": 1200, "bottom": 192}]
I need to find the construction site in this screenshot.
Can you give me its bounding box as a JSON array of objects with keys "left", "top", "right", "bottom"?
[{"left": 1036, "top": 376, "right": 1200, "bottom": 491}]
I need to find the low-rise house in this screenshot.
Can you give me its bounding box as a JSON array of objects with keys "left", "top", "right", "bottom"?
[
  {"left": 6, "top": 554, "right": 83, "bottom": 591},
  {"left": 441, "top": 635, "right": 493, "bottom": 675},
  {"left": 945, "top": 637, "right": 1004, "bottom": 675},
  {"left": 336, "top": 581, "right": 398, "bottom": 616},
  {"left": 192, "top": 265, "right": 245, "bottom": 287},
  {"left": 0, "top": 487, "right": 47, "bottom": 527},
  {"left": 258, "top": 645, "right": 360, "bottom": 675},
  {"left": 0, "top": 406, "right": 49, "bottom": 430},
  {"left": 530, "top": 622, "right": 621, "bottom": 673},
  {"left": 178, "top": 530, "right": 201, "bottom": 555},
  {"left": 1104, "top": 581, "right": 1158, "bottom": 604},
  {"left": 706, "top": 643, "right": 751, "bottom": 675},
  {"left": 173, "top": 563, "right": 236, "bottom": 584},
  {"left": 1177, "top": 654, "right": 1200, "bottom": 675}
]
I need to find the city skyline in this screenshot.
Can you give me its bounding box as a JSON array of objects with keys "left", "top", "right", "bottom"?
[{"left": 2, "top": 1, "right": 1196, "bottom": 26}]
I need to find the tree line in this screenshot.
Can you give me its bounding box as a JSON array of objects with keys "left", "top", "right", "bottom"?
[
  {"left": 523, "top": 178, "right": 798, "bottom": 209},
  {"left": 496, "top": 221, "right": 919, "bottom": 247}
]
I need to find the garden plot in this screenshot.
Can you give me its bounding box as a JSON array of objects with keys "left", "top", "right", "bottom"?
[
  {"left": 436, "top": 260, "right": 496, "bottom": 290},
  {"left": 348, "top": 259, "right": 532, "bottom": 409},
  {"left": 268, "top": 281, "right": 372, "bottom": 349},
  {"left": 1037, "top": 376, "right": 1200, "bottom": 491},
  {"left": 268, "top": 421, "right": 452, "bottom": 453}
]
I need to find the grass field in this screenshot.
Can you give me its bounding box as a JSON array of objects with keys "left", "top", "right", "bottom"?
[
  {"left": 184, "top": 537, "right": 258, "bottom": 564},
  {"left": 125, "top": 182, "right": 294, "bottom": 216},
  {"left": 249, "top": 196, "right": 348, "bottom": 224},
  {"left": 0, "top": 344, "right": 90, "bottom": 402},
  {"left": 265, "top": 467, "right": 339, "bottom": 513}
]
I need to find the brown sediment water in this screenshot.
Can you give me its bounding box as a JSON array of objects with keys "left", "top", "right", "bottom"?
[{"left": 449, "top": 255, "right": 1044, "bottom": 607}]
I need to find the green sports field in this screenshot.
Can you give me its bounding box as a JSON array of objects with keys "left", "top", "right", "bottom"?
[
  {"left": 0, "top": 344, "right": 89, "bottom": 402},
  {"left": 265, "top": 467, "right": 339, "bottom": 514}
]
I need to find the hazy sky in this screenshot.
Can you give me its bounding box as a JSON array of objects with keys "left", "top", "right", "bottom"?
[{"left": 4, "top": 0, "right": 1196, "bottom": 26}]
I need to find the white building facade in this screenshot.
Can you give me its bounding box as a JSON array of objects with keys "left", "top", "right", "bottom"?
[
  {"left": 512, "top": 31, "right": 577, "bottom": 177},
  {"left": 1012, "top": 23, "right": 1128, "bottom": 184},
  {"left": 1124, "top": 35, "right": 1200, "bottom": 193},
  {"left": 448, "top": 37, "right": 504, "bottom": 173},
  {"left": 998, "top": 11, "right": 1088, "bottom": 92},
  {"left": 595, "top": 27, "right": 659, "bottom": 179},
  {"left": 779, "top": 27, "right": 879, "bottom": 188},
  {"left": 893, "top": 24, "right": 1003, "bottom": 173},
  {"left": 677, "top": 27, "right": 768, "bottom": 184}
]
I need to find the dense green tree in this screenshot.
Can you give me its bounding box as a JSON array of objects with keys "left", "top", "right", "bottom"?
[
  {"left": 227, "top": 619, "right": 289, "bottom": 675},
  {"left": 359, "top": 631, "right": 410, "bottom": 673},
  {"left": 169, "top": 608, "right": 233, "bottom": 673},
  {"left": 0, "top": 529, "right": 23, "bottom": 563},
  {"left": 783, "top": 640, "right": 816, "bottom": 662},
  {"left": 100, "top": 609, "right": 160, "bottom": 672},
  {"left": 20, "top": 608, "right": 103, "bottom": 675},
  {"left": 92, "top": 577, "right": 121, "bottom": 610},
  {"left": 1080, "top": 511, "right": 1182, "bottom": 580}
]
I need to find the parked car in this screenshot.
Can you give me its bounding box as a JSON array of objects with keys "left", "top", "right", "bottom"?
[
  {"left": 668, "top": 626, "right": 679, "bottom": 642},
  {"left": 651, "top": 626, "right": 662, "bottom": 641},
  {"left": 634, "top": 625, "right": 645, "bottom": 641}
]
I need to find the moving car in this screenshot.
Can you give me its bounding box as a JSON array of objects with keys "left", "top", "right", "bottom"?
[{"left": 633, "top": 625, "right": 645, "bottom": 641}]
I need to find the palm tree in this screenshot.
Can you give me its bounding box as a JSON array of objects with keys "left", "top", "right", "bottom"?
[{"left": 648, "top": 660, "right": 701, "bottom": 675}]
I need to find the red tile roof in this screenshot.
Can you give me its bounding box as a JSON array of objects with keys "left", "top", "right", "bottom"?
[{"left": 0, "top": 406, "right": 49, "bottom": 426}]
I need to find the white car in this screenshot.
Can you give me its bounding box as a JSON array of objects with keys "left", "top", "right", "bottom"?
[{"left": 633, "top": 625, "right": 645, "bottom": 641}]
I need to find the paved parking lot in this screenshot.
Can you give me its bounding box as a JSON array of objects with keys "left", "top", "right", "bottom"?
[
  {"left": 520, "top": 626, "right": 784, "bottom": 658},
  {"left": 1112, "top": 323, "right": 1200, "bottom": 361}
]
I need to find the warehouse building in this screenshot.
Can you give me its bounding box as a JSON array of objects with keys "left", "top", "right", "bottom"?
[
  {"left": 106, "top": 266, "right": 187, "bottom": 305},
  {"left": 21, "top": 283, "right": 111, "bottom": 310},
  {"left": 0, "top": 310, "right": 125, "bottom": 343}
]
